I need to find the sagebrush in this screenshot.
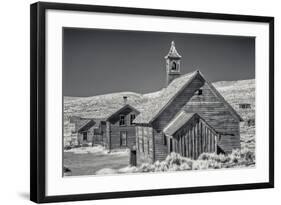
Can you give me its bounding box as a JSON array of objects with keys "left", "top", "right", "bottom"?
[{"left": 113, "top": 148, "right": 255, "bottom": 174}]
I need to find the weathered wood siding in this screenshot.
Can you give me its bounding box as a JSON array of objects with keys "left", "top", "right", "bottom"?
[
  {"left": 92, "top": 122, "right": 107, "bottom": 146},
  {"left": 153, "top": 130, "right": 168, "bottom": 162},
  {"left": 107, "top": 110, "right": 139, "bottom": 150},
  {"left": 105, "top": 121, "right": 111, "bottom": 149},
  {"left": 136, "top": 126, "right": 154, "bottom": 165},
  {"left": 152, "top": 75, "right": 240, "bottom": 156},
  {"left": 151, "top": 76, "right": 203, "bottom": 161},
  {"left": 171, "top": 116, "right": 217, "bottom": 159},
  {"left": 184, "top": 81, "right": 240, "bottom": 152},
  {"left": 152, "top": 76, "right": 204, "bottom": 130},
  {"left": 77, "top": 127, "right": 94, "bottom": 145}
]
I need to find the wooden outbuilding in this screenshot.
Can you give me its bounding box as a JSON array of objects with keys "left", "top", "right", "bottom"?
[{"left": 74, "top": 102, "right": 140, "bottom": 150}]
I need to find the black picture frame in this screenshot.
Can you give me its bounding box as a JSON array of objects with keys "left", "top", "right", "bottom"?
[{"left": 30, "top": 1, "right": 274, "bottom": 203}]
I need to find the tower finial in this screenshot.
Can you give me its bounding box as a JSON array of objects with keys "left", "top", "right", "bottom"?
[{"left": 165, "top": 41, "right": 181, "bottom": 59}]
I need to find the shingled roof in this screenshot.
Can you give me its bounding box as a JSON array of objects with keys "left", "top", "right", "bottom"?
[
  {"left": 134, "top": 70, "right": 198, "bottom": 124},
  {"left": 163, "top": 111, "right": 196, "bottom": 136},
  {"left": 134, "top": 70, "right": 243, "bottom": 124}
]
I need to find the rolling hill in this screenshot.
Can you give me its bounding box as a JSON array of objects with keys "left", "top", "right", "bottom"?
[{"left": 64, "top": 79, "right": 255, "bottom": 122}]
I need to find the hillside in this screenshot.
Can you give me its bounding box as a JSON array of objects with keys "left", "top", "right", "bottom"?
[{"left": 64, "top": 79, "right": 255, "bottom": 121}]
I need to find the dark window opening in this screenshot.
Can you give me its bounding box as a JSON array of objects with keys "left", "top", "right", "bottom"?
[
  {"left": 171, "top": 62, "right": 177, "bottom": 71},
  {"left": 130, "top": 114, "right": 136, "bottom": 125},
  {"left": 170, "top": 138, "right": 173, "bottom": 152},
  {"left": 195, "top": 89, "right": 203, "bottom": 95},
  {"left": 119, "top": 115, "right": 125, "bottom": 126},
  {"left": 239, "top": 104, "right": 251, "bottom": 109},
  {"left": 163, "top": 134, "right": 167, "bottom": 146},
  {"left": 120, "top": 131, "right": 127, "bottom": 146},
  {"left": 82, "top": 132, "right": 87, "bottom": 141}
]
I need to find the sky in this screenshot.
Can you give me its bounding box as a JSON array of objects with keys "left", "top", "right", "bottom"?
[{"left": 63, "top": 27, "right": 255, "bottom": 97}]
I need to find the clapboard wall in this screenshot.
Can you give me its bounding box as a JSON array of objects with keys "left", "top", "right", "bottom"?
[
  {"left": 170, "top": 115, "right": 218, "bottom": 159},
  {"left": 184, "top": 80, "right": 240, "bottom": 152},
  {"left": 106, "top": 109, "right": 139, "bottom": 150},
  {"left": 136, "top": 125, "right": 154, "bottom": 164}
]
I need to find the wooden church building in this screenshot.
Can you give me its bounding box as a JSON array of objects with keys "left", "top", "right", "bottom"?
[{"left": 133, "top": 41, "right": 242, "bottom": 164}]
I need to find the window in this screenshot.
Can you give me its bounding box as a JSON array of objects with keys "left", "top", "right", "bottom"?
[
  {"left": 130, "top": 114, "right": 136, "bottom": 125},
  {"left": 120, "top": 131, "right": 127, "bottom": 146},
  {"left": 119, "top": 115, "right": 125, "bottom": 126},
  {"left": 171, "top": 62, "right": 177, "bottom": 71},
  {"left": 195, "top": 89, "right": 203, "bottom": 95},
  {"left": 163, "top": 134, "right": 167, "bottom": 145},
  {"left": 170, "top": 138, "right": 173, "bottom": 152},
  {"left": 239, "top": 104, "right": 251, "bottom": 109},
  {"left": 82, "top": 132, "right": 87, "bottom": 141}
]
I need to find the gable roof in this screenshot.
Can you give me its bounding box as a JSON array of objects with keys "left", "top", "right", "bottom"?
[
  {"left": 134, "top": 70, "right": 242, "bottom": 124},
  {"left": 134, "top": 70, "right": 198, "bottom": 124},
  {"left": 163, "top": 111, "right": 196, "bottom": 136},
  {"left": 77, "top": 119, "right": 96, "bottom": 132},
  {"left": 73, "top": 118, "right": 91, "bottom": 132},
  {"left": 106, "top": 104, "right": 140, "bottom": 122},
  {"left": 200, "top": 73, "right": 243, "bottom": 122}
]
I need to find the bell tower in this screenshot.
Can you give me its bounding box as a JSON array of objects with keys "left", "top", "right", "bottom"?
[{"left": 165, "top": 41, "right": 182, "bottom": 86}]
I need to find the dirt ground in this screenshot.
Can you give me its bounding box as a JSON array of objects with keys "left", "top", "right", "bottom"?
[{"left": 64, "top": 146, "right": 129, "bottom": 176}]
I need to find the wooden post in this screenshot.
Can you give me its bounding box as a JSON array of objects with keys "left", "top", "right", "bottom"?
[
  {"left": 198, "top": 122, "right": 201, "bottom": 155},
  {"left": 194, "top": 123, "right": 197, "bottom": 159},
  {"left": 179, "top": 135, "right": 182, "bottom": 155},
  {"left": 215, "top": 134, "right": 217, "bottom": 154},
  {"left": 202, "top": 124, "right": 205, "bottom": 153},
  {"left": 190, "top": 127, "right": 194, "bottom": 159},
  {"left": 188, "top": 129, "right": 191, "bottom": 158}
]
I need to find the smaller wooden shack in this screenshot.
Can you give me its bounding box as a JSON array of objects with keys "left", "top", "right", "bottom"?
[
  {"left": 72, "top": 103, "right": 140, "bottom": 150},
  {"left": 77, "top": 119, "right": 105, "bottom": 146},
  {"left": 163, "top": 111, "right": 218, "bottom": 159},
  {"left": 104, "top": 104, "right": 140, "bottom": 150}
]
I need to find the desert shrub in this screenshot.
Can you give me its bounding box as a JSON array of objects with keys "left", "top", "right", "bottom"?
[
  {"left": 163, "top": 152, "right": 194, "bottom": 171},
  {"left": 64, "top": 145, "right": 72, "bottom": 150},
  {"left": 193, "top": 159, "right": 222, "bottom": 170},
  {"left": 135, "top": 149, "right": 255, "bottom": 173},
  {"left": 228, "top": 149, "right": 241, "bottom": 164},
  {"left": 63, "top": 166, "right": 71, "bottom": 173},
  {"left": 179, "top": 162, "right": 192, "bottom": 171},
  {"left": 139, "top": 163, "right": 156, "bottom": 172},
  {"left": 198, "top": 152, "right": 230, "bottom": 164},
  {"left": 165, "top": 152, "right": 182, "bottom": 166},
  {"left": 154, "top": 161, "right": 169, "bottom": 172},
  {"left": 240, "top": 148, "right": 255, "bottom": 163},
  {"left": 118, "top": 166, "right": 139, "bottom": 173}
]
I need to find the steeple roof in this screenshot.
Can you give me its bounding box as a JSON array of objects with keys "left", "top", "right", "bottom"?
[{"left": 165, "top": 41, "right": 182, "bottom": 59}]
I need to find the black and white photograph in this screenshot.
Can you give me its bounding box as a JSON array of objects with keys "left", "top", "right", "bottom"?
[
  {"left": 28, "top": 1, "right": 274, "bottom": 203},
  {"left": 63, "top": 28, "right": 256, "bottom": 177}
]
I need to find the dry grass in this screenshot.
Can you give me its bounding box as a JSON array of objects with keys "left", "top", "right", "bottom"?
[{"left": 114, "top": 149, "right": 255, "bottom": 174}]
